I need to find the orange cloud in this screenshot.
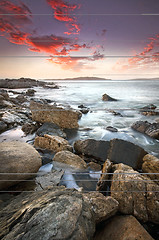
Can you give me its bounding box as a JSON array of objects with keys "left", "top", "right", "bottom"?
[{"left": 46, "top": 0, "right": 81, "bottom": 35}]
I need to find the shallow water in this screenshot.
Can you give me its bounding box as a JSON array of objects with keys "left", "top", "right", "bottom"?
[{"left": 35, "top": 79, "right": 159, "bottom": 156}]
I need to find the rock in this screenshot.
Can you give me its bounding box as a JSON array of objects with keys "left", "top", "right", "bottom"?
[
  {"left": 22, "top": 122, "right": 39, "bottom": 135},
  {"left": 36, "top": 122, "right": 66, "bottom": 138},
  {"left": 78, "top": 105, "right": 89, "bottom": 114},
  {"left": 110, "top": 167, "right": 159, "bottom": 223},
  {"left": 140, "top": 104, "right": 157, "bottom": 111},
  {"left": 0, "top": 141, "right": 42, "bottom": 190},
  {"left": 0, "top": 89, "right": 9, "bottom": 100},
  {"left": 34, "top": 134, "right": 72, "bottom": 152},
  {"left": 74, "top": 139, "right": 110, "bottom": 163},
  {"left": 108, "top": 109, "right": 123, "bottom": 117},
  {"left": 106, "top": 126, "right": 118, "bottom": 132},
  {"left": 83, "top": 193, "right": 119, "bottom": 224},
  {"left": 87, "top": 162, "right": 101, "bottom": 171},
  {"left": 0, "top": 121, "right": 7, "bottom": 133},
  {"left": 94, "top": 215, "right": 154, "bottom": 240},
  {"left": 142, "top": 154, "right": 159, "bottom": 183},
  {"left": 140, "top": 104, "right": 159, "bottom": 116},
  {"left": 2, "top": 111, "right": 29, "bottom": 125},
  {"left": 0, "top": 187, "right": 96, "bottom": 240},
  {"left": 96, "top": 159, "right": 113, "bottom": 192},
  {"left": 132, "top": 121, "right": 159, "bottom": 139},
  {"left": 53, "top": 150, "right": 87, "bottom": 169},
  {"left": 102, "top": 93, "right": 117, "bottom": 101},
  {"left": 35, "top": 170, "right": 64, "bottom": 190},
  {"left": 108, "top": 139, "right": 147, "bottom": 169},
  {"left": 30, "top": 100, "right": 82, "bottom": 129},
  {"left": 26, "top": 89, "right": 36, "bottom": 96},
  {"left": 15, "top": 94, "right": 27, "bottom": 104}
]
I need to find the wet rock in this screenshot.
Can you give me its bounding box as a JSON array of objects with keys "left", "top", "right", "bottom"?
[
  {"left": 74, "top": 139, "right": 110, "bottom": 163},
  {"left": 83, "top": 193, "right": 119, "bottom": 224},
  {"left": 0, "top": 187, "right": 96, "bottom": 240},
  {"left": 34, "top": 134, "right": 72, "bottom": 152},
  {"left": 108, "top": 139, "right": 147, "bottom": 169},
  {"left": 106, "top": 126, "right": 118, "bottom": 132},
  {"left": 53, "top": 150, "right": 87, "bottom": 169},
  {"left": 108, "top": 109, "right": 123, "bottom": 117},
  {"left": 0, "top": 141, "right": 42, "bottom": 190},
  {"left": 0, "top": 121, "right": 7, "bottom": 133},
  {"left": 2, "top": 111, "right": 29, "bottom": 125},
  {"left": 26, "top": 89, "right": 36, "bottom": 96},
  {"left": 0, "top": 90, "right": 9, "bottom": 100},
  {"left": 132, "top": 121, "right": 159, "bottom": 139},
  {"left": 36, "top": 122, "right": 66, "bottom": 138},
  {"left": 87, "top": 162, "right": 101, "bottom": 171},
  {"left": 78, "top": 105, "right": 89, "bottom": 114},
  {"left": 94, "top": 215, "right": 154, "bottom": 240},
  {"left": 142, "top": 154, "right": 159, "bottom": 183},
  {"left": 22, "top": 122, "right": 40, "bottom": 135},
  {"left": 140, "top": 104, "right": 159, "bottom": 116},
  {"left": 110, "top": 166, "right": 159, "bottom": 223},
  {"left": 102, "top": 93, "right": 117, "bottom": 101},
  {"left": 96, "top": 159, "right": 113, "bottom": 192},
  {"left": 30, "top": 100, "right": 82, "bottom": 129},
  {"left": 140, "top": 104, "right": 157, "bottom": 111}
]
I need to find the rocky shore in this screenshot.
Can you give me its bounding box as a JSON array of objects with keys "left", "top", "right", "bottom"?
[{"left": 0, "top": 79, "right": 159, "bottom": 239}]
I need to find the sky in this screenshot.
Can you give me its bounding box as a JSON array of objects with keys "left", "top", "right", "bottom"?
[{"left": 0, "top": 0, "right": 159, "bottom": 79}]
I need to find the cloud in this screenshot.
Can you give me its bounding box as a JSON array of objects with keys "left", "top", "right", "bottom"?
[
  {"left": 46, "top": 0, "right": 81, "bottom": 35},
  {"left": 114, "top": 34, "right": 159, "bottom": 72}
]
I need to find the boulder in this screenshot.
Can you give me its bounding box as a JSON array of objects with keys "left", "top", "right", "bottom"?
[
  {"left": 0, "top": 187, "right": 95, "bottom": 240},
  {"left": 102, "top": 93, "right": 117, "bottom": 101},
  {"left": 78, "top": 105, "right": 89, "bottom": 114},
  {"left": 36, "top": 122, "right": 66, "bottom": 138},
  {"left": 53, "top": 150, "right": 87, "bottom": 169},
  {"left": 0, "top": 187, "right": 118, "bottom": 240},
  {"left": 30, "top": 100, "right": 82, "bottom": 129},
  {"left": 142, "top": 154, "right": 159, "bottom": 183},
  {"left": 83, "top": 192, "right": 119, "bottom": 224},
  {"left": 132, "top": 121, "right": 159, "bottom": 139},
  {"left": 74, "top": 139, "right": 110, "bottom": 163},
  {"left": 140, "top": 104, "right": 159, "bottom": 116},
  {"left": 96, "top": 159, "right": 113, "bottom": 192},
  {"left": 34, "top": 134, "right": 72, "bottom": 152},
  {"left": 0, "top": 121, "right": 7, "bottom": 133},
  {"left": 110, "top": 166, "right": 159, "bottom": 224},
  {"left": 87, "top": 162, "right": 101, "bottom": 171},
  {"left": 2, "top": 111, "right": 29, "bottom": 125},
  {"left": 26, "top": 89, "right": 36, "bottom": 96},
  {"left": 106, "top": 126, "right": 118, "bottom": 132},
  {"left": 0, "top": 141, "right": 42, "bottom": 190},
  {"left": 108, "top": 139, "right": 147, "bottom": 169},
  {"left": 94, "top": 215, "right": 154, "bottom": 240}
]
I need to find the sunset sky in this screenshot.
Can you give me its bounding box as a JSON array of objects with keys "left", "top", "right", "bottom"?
[{"left": 0, "top": 0, "right": 159, "bottom": 79}]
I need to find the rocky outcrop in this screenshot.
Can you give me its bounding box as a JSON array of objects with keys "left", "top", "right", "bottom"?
[
  {"left": 83, "top": 193, "right": 119, "bottom": 224},
  {"left": 0, "top": 78, "right": 58, "bottom": 89},
  {"left": 142, "top": 154, "right": 159, "bottom": 183},
  {"left": 74, "top": 139, "right": 110, "bottom": 163},
  {"left": 0, "top": 186, "right": 118, "bottom": 240},
  {"left": 110, "top": 166, "right": 159, "bottom": 224},
  {"left": 94, "top": 215, "right": 154, "bottom": 240},
  {"left": 108, "top": 138, "right": 147, "bottom": 169},
  {"left": 53, "top": 150, "right": 87, "bottom": 169},
  {"left": 102, "top": 93, "right": 117, "bottom": 101},
  {"left": 132, "top": 121, "right": 159, "bottom": 139},
  {"left": 36, "top": 122, "right": 66, "bottom": 138},
  {"left": 34, "top": 134, "right": 72, "bottom": 152},
  {"left": 30, "top": 100, "right": 82, "bottom": 129},
  {"left": 0, "top": 141, "right": 42, "bottom": 190}
]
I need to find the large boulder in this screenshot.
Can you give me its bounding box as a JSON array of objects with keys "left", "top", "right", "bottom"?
[
  {"left": 142, "top": 154, "right": 159, "bottom": 183},
  {"left": 132, "top": 121, "right": 159, "bottom": 139},
  {"left": 102, "top": 93, "right": 117, "bottom": 101},
  {"left": 83, "top": 193, "right": 119, "bottom": 224},
  {"left": 74, "top": 139, "right": 110, "bottom": 163},
  {"left": 0, "top": 141, "right": 42, "bottom": 190},
  {"left": 0, "top": 187, "right": 118, "bottom": 240},
  {"left": 34, "top": 134, "right": 72, "bottom": 152},
  {"left": 36, "top": 122, "right": 66, "bottom": 138},
  {"left": 30, "top": 100, "right": 82, "bottom": 129},
  {"left": 94, "top": 215, "right": 154, "bottom": 240},
  {"left": 53, "top": 150, "right": 87, "bottom": 169},
  {"left": 108, "top": 139, "right": 147, "bottom": 169},
  {"left": 110, "top": 166, "right": 159, "bottom": 224}
]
